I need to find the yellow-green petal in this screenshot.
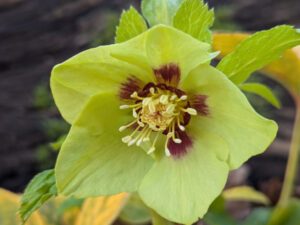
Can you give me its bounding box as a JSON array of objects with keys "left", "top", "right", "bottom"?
[
  {"left": 144, "top": 25, "right": 216, "bottom": 82},
  {"left": 181, "top": 64, "right": 278, "bottom": 169},
  {"left": 51, "top": 44, "right": 152, "bottom": 124},
  {"left": 138, "top": 133, "right": 229, "bottom": 224},
  {"left": 51, "top": 25, "right": 215, "bottom": 124},
  {"left": 55, "top": 92, "right": 153, "bottom": 197}
]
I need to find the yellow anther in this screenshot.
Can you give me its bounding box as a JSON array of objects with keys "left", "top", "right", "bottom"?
[
  {"left": 122, "top": 136, "right": 132, "bottom": 143},
  {"left": 170, "top": 95, "right": 177, "bottom": 101},
  {"left": 120, "top": 105, "right": 130, "bottom": 109},
  {"left": 181, "top": 107, "right": 197, "bottom": 116},
  {"left": 119, "top": 86, "right": 195, "bottom": 156},
  {"left": 180, "top": 95, "right": 188, "bottom": 100},
  {"left": 165, "top": 147, "right": 171, "bottom": 157},
  {"left": 147, "top": 147, "right": 156, "bottom": 154},
  {"left": 159, "top": 95, "right": 169, "bottom": 104},
  {"left": 150, "top": 87, "right": 156, "bottom": 94}
]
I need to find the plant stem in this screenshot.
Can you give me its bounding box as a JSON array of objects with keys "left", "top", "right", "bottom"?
[
  {"left": 278, "top": 99, "right": 300, "bottom": 207},
  {"left": 151, "top": 210, "right": 175, "bottom": 225}
]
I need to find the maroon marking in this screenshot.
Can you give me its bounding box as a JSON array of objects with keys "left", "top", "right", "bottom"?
[
  {"left": 138, "top": 82, "right": 156, "bottom": 97},
  {"left": 182, "top": 112, "right": 191, "bottom": 126},
  {"left": 190, "top": 95, "right": 209, "bottom": 116},
  {"left": 168, "top": 130, "right": 193, "bottom": 157},
  {"left": 156, "top": 83, "right": 185, "bottom": 97},
  {"left": 119, "top": 76, "right": 143, "bottom": 100},
  {"left": 154, "top": 63, "right": 181, "bottom": 87}
]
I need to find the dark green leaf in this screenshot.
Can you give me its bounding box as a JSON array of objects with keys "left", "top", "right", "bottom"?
[
  {"left": 268, "top": 200, "right": 300, "bottom": 225},
  {"left": 19, "top": 169, "right": 57, "bottom": 223},
  {"left": 203, "top": 196, "right": 237, "bottom": 225},
  {"left": 242, "top": 208, "right": 272, "bottom": 225},
  {"left": 240, "top": 83, "right": 281, "bottom": 108},
  {"left": 119, "top": 194, "right": 151, "bottom": 224}
]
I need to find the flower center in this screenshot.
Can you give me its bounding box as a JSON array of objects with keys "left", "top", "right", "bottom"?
[{"left": 119, "top": 86, "right": 197, "bottom": 157}]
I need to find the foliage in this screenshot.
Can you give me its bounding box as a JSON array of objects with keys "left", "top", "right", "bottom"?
[
  {"left": 33, "top": 83, "right": 55, "bottom": 109},
  {"left": 115, "top": 7, "right": 148, "bottom": 43},
  {"left": 20, "top": 170, "right": 57, "bottom": 223},
  {"left": 173, "top": 0, "right": 214, "bottom": 43},
  {"left": 239, "top": 83, "right": 281, "bottom": 108},
  {"left": 141, "top": 0, "right": 182, "bottom": 26},
  {"left": 75, "top": 193, "right": 128, "bottom": 225},
  {"left": 21, "top": 0, "right": 300, "bottom": 224},
  {"left": 217, "top": 26, "right": 300, "bottom": 85},
  {"left": 1, "top": 188, "right": 128, "bottom": 225},
  {"left": 0, "top": 189, "right": 45, "bottom": 225},
  {"left": 222, "top": 186, "right": 270, "bottom": 205},
  {"left": 119, "top": 194, "right": 151, "bottom": 224}
]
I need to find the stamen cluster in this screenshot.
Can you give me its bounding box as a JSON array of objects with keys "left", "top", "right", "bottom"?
[{"left": 119, "top": 86, "right": 197, "bottom": 156}]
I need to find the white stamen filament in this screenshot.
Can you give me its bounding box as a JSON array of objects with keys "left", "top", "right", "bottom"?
[
  {"left": 177, "top": 117, "right": 185, "bottom": 131},
  {"left": 119, "top": 120, "right": 137, "bottom": 132},
  {"left": 130, "top": 92, "right": 144, "bottom": 100},
  {"left": 120, "top": 102, "right": 142, "bottom": 110},
  {"left": 180, "top": 95, "right": 188, "bottom": 101},
  {"left": 119, "top": 87, "right": 195, "bottom": 157},
  {"left": 159, "top": 95, "right": 169, "bottom": 104},
  {"left": 147, "top": 132, "right": 160, "bottom": 155},
  {"left": 181, "top": 107, "right": 197, "bottom": 116}
]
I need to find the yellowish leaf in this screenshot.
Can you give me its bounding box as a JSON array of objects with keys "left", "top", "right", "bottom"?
[
  {"left": 263, "top": 46, "right": 300, "bottom": 96},
  {"left": 222, "top": 186, "right": 270, "bottom": 205},
  {"left": 62, "top": 207, "right": 81, "bottom": 225},
  {"left": 38, "top": 196, "right": 81, "bottom": 225},
  {"left": 213, "top": 33, "right": 248, "bottom": 57},
  {"left": 75, "top": 193, "right": 129, "bottom": 225},
  {"left": 213, "top": 33, "right": 300, "bottom": 97},
  {"left": 0, "top": 188, "right": 47, "bottom": 225}
]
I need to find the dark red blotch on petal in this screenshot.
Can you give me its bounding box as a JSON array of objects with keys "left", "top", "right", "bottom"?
[
  {"left": 168, "top": 130, "right": 193, "bottom": 158},
  {"left": 190, "top": 95, "right": 209, "bottom": 116},
  {"left": 154, "top": 63, "right": 181, "bottom": 87},
  {"left": 119, "top": 76, "right": 143, "bottom": 100}
]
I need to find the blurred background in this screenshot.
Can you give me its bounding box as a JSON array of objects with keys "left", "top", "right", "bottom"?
[{"left": 0, "top": 0, "right": 300, "bottom": 222}]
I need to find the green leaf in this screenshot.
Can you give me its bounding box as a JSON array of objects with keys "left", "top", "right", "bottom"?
[
  {"left": 56, "top": 197, "right": 83, "bottom": 217},
  {"left": 173, "top": 0, "right": 214, "bottom": 43},
  {"left": 242, "top": 208, "right": 272, "bottom": 225},
  {"left": 141, "top": 0, "right": 182, "bottom": 26},
  {"left": 19, "top": 169, "right": 57, "bottom": 223},
  {"left": 268, "top": 200, "right": 300, "bottom": 225},
  {"left": 203, "top": 197, "right": 237, "bottom": 225},
  {"left": 115, "top": 6, "right": 148, "bottom": 43},
  {"left": 119, "top": 194, "right": 151, "bottom": 224},
  {"left": 240, "top": 83, "right": 281, "bottom": 108},
  {"left": 217, "top": 25, "right": 300, "bottom": 84},
  {"left": 222, "top": 186, "right": 270, "bottom": 205},
  {"left": 50, "top": 134, "right": 67, "bottom": 151}
]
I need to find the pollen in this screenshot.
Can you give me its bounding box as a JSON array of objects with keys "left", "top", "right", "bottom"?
[{"left": 119, "top": 87, "right": 197, "bottom": 157}]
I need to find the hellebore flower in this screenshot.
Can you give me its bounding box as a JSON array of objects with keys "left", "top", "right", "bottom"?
[{"left": 51, "top": 25, "right": 277, "bottom": 224}]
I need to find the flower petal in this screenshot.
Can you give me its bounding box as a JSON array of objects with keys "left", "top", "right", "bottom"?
[
  {"left": 138, "top": 132, "right": 229, "bottom": 224},
  {"left": 144, "top": 25, "right": 215, "bottom": 82},
  {"left": 51, "top": 43, "right": 152, "bottom": 124},
  {"left": 181, "top": 64, "right": 278, "bottom": 169},
  {"left": 51, "top": 25, "right": 215, "bottom": 124},
  {"left": 55, "top": 91, "right": 153, "bottom": 197}
]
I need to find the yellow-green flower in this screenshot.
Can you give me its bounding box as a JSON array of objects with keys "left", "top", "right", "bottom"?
[{"left": 51, "top": 25, "right": 277, "bottom": 224}]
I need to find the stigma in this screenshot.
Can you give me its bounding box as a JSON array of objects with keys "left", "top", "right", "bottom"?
[{"left": 119, "top": 86, "right": 197, "bottom": 157}]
